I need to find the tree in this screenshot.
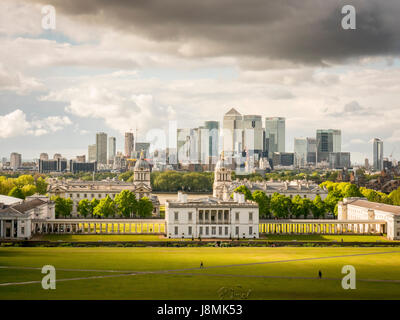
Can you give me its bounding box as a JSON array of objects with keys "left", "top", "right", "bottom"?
[
  {"left": 252, "top": 190, "right": 271, "bottom": 218},
  {"left": 35, "top": 177, "right": 48, "bottom": 195},
  {"left": 114, "top": 190, "right": 137, "bottom": 217},
  {"left": 343, "top": 184, "right": 362, "bottom": 198},
  {"left": 136, "top": 197, "right": 153, "bottom": 218},
  {"left": 310, "top": 195, "right": 326, "bottom": 218},
  {"left": 389, "top": 188, "right": 400, "bottom": 205},
  {"left": 270, "top": 193, "right": 292, "bottom": 218},
  {"left": 14, "top": 175, "right": 34, "bottom": 187},
  {"left": 8, "top": 186, "right": 25, "bottom": 199},
  {"left": 93, "top": 196, "right": 116, "bottom": 218},
  {"left": 77, "top": 199, "right": 91, "bottom": 217},
  {"left": 90, "top": 198, "right": 100, "bottom": 211},
  {"left": 52, "top": 196, "right": 73, "bottom": 218},
  {"left": 22, "top": 184, "right": 37, "bottom": 198},
  {"left": 291, "top": 195, "right": 307, "bottom": 218},
  {"left": 232, "top": 185, "right": 253, "bottom": 201}
]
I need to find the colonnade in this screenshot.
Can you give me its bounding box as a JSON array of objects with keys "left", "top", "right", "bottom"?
[
  {"left": 259, "top": 219, "right": 386, "bottom": 235},
  {"left": 32, "top": 219, "right": 166, "bottom": 235}
]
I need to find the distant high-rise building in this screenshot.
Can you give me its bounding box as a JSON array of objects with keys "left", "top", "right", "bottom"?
[
  {"left": 10, "top": 152, "right": 22, "bottom": 170},
  {"left": 265, "top": 117, "right": 285, "bottom": 156},
  {"left": 88, "top": 144, "right": 96, "bottom": 162},
  {"left": 294, "top": 138, "right": 307, "bottom": 167},
  {"left": 40, "top": 153, "right": 49, "bottom": 161},
  {"left": 364, "top": 158, "right": 370, "bottom": 169},
  {"left": 204, "top": 121, "right": 220, "bottom": 164},
  {"left": 316, "top": 129, "right": 341, "bottom": 163},
  {"left": 243, "top": 115, "right": 263, "bottom": 157},
  {"left": 223, "top": 108, "right": 244, "bottom": 156},
  {"left": 328, "top": 152, "right": 351, "bottom": 169},
  {"left": 373, "top": 138, "right": 384, "bottom": 171},
  {"left": 108, "top": 137, "right": 116, "bottom": 161},
  {"left": 125, "top": 132, "right": 134, "bottom": 158},
  {"left": 306, "top": 137, "right": 317, "bottom": 164},
  {"left": 96, "top": 132, "right": 108, "bottom": 165}
]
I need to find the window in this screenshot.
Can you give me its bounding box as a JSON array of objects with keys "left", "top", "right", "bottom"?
[
  {"left": 199, "top": 227, "right": 203, "bottom": 235},
  {"left": 235, "top": 226, "right": 239, "bottom": 235},
  {"left": 219, "top": 227, "right": 222, "bottom": 235},
  {"left": 77, "top": 194, "right": 80, "bottom": 198},
  {"left": 70, "top": 194, "right": 73, "bottom": 198},
  {"left": 174, "top": 226, "right": 178, "bottom": 235},
  {"left": 199, "top": 211, "right": 203, "bottom": 220},
  {"left": 249, "top": 226, "right": 253, "bottom": 235},
  {"left": 249, "top": 212, "right": 253, "bottom": 221},
  {"left": 212, "top": 227, "right": 216, "bottom": 235},
  {"left": 91, "top": 194, "right": 94, "bottom": 198},
  {"left": 188, "top": 226, "right": 192, "bottom": 235},
  {"left": 235, "top": 212, "right": 240, "bottom": 222},
  {"left": 21, "top": 227, "right": 25, "bottom": 235},
  {"left": 225, "top": 227, "right": 228, "bottom": 235},
  {"left": 84, "top": 194, "right": 87, "bottom": 198},
  {"left": 206, "top": 226, "right": 209, "bottom": 235},
  {"left": 205, "top": 211, "right": 209, "bottom": 220},
  {"left": 174, "top": 212, "right": 179, "bottom": 221},
  {"left": 188, "top": 212, "right": 192, "bottom": 221}
]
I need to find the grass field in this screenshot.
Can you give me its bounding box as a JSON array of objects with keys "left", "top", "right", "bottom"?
[
  {"left": 32, "top": 234, "right": 393, "bottom": 242},
  {"left": 1, "top": 247, "right": 400, "bottom": 299}
]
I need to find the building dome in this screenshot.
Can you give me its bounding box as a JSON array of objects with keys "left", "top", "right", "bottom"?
[{"left": 134, "top": 151, "right": 150, "bottom": 170}]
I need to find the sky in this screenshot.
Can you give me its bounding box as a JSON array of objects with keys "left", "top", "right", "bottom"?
[{"left": 1, "top": 0, "right": 400, "bottom": 163}]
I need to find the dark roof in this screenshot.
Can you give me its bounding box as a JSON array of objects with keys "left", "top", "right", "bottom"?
[{"left": 11, "top": 199, "right": 46, "bottom": 213}]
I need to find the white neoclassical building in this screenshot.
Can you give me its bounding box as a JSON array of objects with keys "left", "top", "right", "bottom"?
[
  {"left": 47, "top": 152, "right": 160, "bottom": 216},
  {"left": 166, "top": 192, "right": 259, "bottom": 239},
  {"left": 338, "top": 197, "right": 400, "bottom": 240},
  {"left": 0, "top": 196, "right": 55, "bottom": 239},
  {"left": 166, "top": 154, "right": 259, "bottom": 239}
]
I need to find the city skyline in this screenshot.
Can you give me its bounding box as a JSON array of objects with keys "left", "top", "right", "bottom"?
[{"left": 1, "top": 1, "right": 400, "bottom": 163}]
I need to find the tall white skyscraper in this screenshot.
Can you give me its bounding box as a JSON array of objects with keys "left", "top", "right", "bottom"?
[
  {"left": 265, "top": 117, "right": 285, "bottom": 156},
  {"left": 222, "top": 108, "right": 243, "bottom": 156},
  {"left": 10, "top": 152, "right": 22, "bottom": 170},
  {"left": 373, "top": 138, "right": 384, "bottom": 171},
  {"left": 96, "top": 132, "right": 108, "bottom": 165},
  {"left": 108, "top": 137, "right": 116, "bottom": 161}
]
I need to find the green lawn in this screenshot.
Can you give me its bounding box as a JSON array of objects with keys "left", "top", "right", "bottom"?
[{"left": 1, "top": 247, "right": 400, "bottom": 299}]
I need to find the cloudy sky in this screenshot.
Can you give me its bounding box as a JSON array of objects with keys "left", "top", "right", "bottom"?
[{"left": 1, "top": 0, "right": 400, "bottom": 163}]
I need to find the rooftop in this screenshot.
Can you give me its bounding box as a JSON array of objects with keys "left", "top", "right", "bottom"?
[{"left": 346, "top": 199, "right": 400, "bottom": 215}]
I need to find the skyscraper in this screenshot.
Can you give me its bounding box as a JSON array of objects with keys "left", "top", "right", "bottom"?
[
  {"left": 265, "top": 117, "right": 285, "bottom": 155},
  {"left": 125, "top": 132, "right": 134, "bottom": 158},
  {"left": 222, "top": 108, "right": 243, "bottom": 156},
  {"left": 204, "top": 120, "right": 219, "bottom": 163},
  {"left": 10, "top": 152, "right": 21, "bottom": 170},
  {"left": 88, "top": 144, "right": 96, "bottom": 162},
  {"left": 294, "top": 138, "right": 307, "bottom": 167},
  {"left": 243, "top": 115, "right": 263, "bottom": 157},
  {"left": 373, "top": 138, "right": 384, "bottom": 171},
  {"left": 108, "top": 137, "right": 116, "bottom": 161},
  {"left": 316, "top": 129, "right": 341, "bottom": 163},
  {"left": 96, "top": 132, "right": 108, "bottom": 165},
  {"left": 39, "top": 153, "right": 49, "bottom": 161}
]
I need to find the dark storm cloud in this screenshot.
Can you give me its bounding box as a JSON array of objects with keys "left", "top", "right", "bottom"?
[{"left": 30, "top": 0, "right": 400, "bottom": 67}]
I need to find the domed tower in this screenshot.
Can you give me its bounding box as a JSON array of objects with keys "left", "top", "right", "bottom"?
[
  {"left": 134, "top": 151, "right": 151, "bottom": 189},
  {"left": 213, "top": 152, "right": 232, "bottom": 199}
]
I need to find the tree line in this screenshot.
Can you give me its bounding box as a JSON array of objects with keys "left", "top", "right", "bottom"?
[
  {"left": 0, "top": 174, "right": 48, "bottom": 199},
  {"left": 51, "top": 190, "right": 153, "bottom": 219}
]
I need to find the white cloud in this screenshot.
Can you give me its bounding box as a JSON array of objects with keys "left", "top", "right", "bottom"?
[
  {"left": 0, "top": 109, "right": 72, "bottom": 138},
  {"left": 0, "top": 64, "right": 44, "bottom": 94}
]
